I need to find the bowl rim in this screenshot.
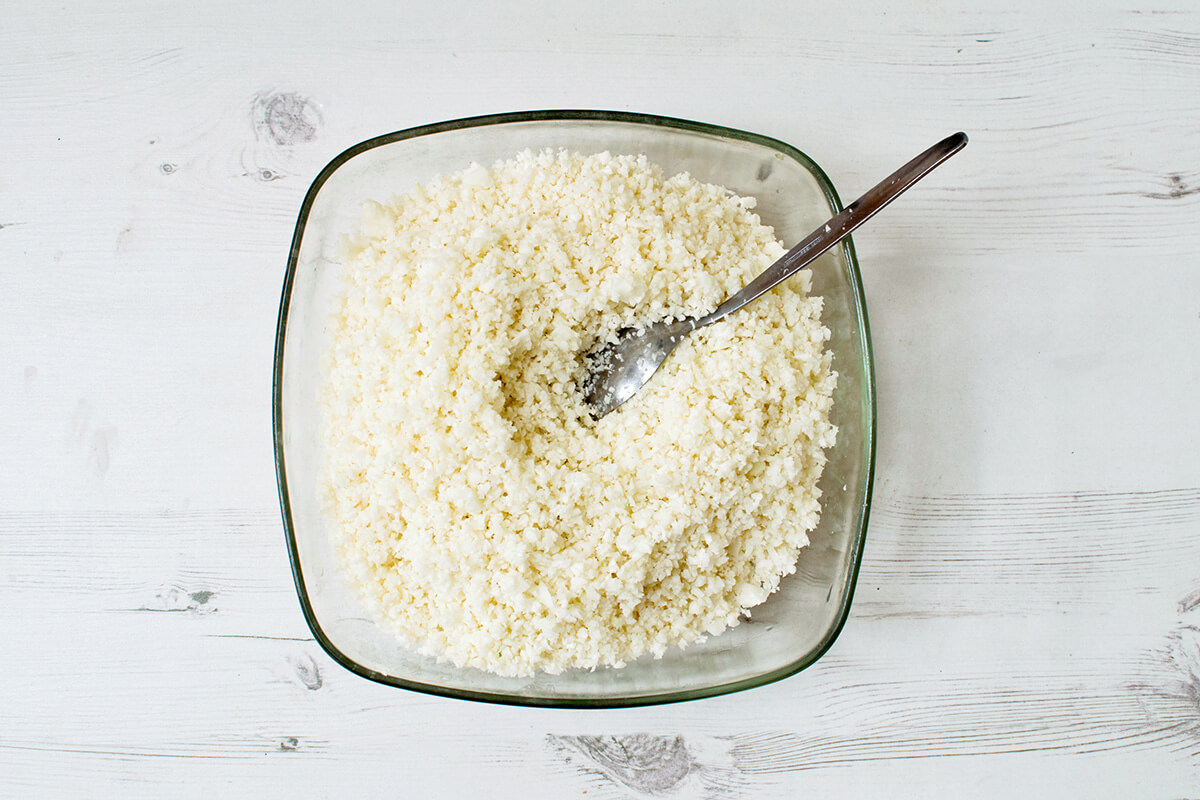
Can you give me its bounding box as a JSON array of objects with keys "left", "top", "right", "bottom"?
[{"left": 272, "top": 109, "right": 876, "bottom": 708}]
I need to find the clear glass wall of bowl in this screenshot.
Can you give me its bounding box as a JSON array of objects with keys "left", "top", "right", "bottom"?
[{"left": 274, "top": 112, "right": 875, "bottom": 706}]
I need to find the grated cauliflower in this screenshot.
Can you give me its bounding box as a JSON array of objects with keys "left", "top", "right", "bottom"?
[{"left": 320, "top": 149, "right": 836, "bottom": 677}]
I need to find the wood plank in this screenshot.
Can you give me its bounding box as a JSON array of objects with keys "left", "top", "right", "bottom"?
[{"left": 2, "top": 1, "right": 1199, "bottom": 796}]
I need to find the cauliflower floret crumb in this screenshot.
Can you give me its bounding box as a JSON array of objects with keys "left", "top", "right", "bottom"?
[{"left": 320, "top": 150, "right": 836, "bottom": 677}]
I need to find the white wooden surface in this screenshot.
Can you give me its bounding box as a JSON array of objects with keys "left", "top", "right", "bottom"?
[{"left": 4, "top": 1, "right": 1199, "bottom": 797}]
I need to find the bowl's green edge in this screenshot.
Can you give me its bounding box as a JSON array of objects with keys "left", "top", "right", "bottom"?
[{"left": 272, "top": 109, "right": 877, "bottom": 708}]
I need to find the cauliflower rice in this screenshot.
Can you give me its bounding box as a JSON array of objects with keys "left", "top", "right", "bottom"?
[{"left": 320, "top": 149, "right": 836, "bottom": 677}]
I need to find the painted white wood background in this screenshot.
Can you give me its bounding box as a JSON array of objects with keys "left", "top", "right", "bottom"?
[{"left": 3, "top": 1, "right": 1199, "bottom": 797}]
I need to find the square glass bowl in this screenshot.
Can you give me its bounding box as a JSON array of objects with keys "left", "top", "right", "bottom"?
[{"left": 273, "top": 111, "right": 875, "bottom": 707}]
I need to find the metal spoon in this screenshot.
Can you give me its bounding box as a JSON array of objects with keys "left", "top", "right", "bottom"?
[{"left": 581, "top": 131, "right": 968, "bottom": 419}]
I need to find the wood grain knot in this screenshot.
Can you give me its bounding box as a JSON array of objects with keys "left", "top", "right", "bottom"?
[
  {"left": 289, "top": 654, "right": 323, "bottom": 691},
  {"left": 551, "top": 734, "right": 693, "bottom": 794},
  {"left": 1145, "top": 172, "right": 1200, "bottom": 201},
  {"left": 1180, "top": 588, "right": 1200, "bottom": 615},
  {"left": 1127, "top": 589, "right": 1200, "bottom": 756},
  {"left": 137, "top": 586, "right": 217, "bottom": 615},
  {"left": 252, "top": 92, "right": 321, "bottom": 146},
  {"left": 548, "top": 733, "right": 748, "bottom": 796}
]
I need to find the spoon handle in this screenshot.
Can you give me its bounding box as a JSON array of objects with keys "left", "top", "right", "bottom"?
[{"left": 695, "top": 131, "right": 968, "bottom": 328}]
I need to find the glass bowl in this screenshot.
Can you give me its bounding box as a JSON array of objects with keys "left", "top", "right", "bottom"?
[{"left": 273, "top": 111, "right": 875, "bottom": 707}]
